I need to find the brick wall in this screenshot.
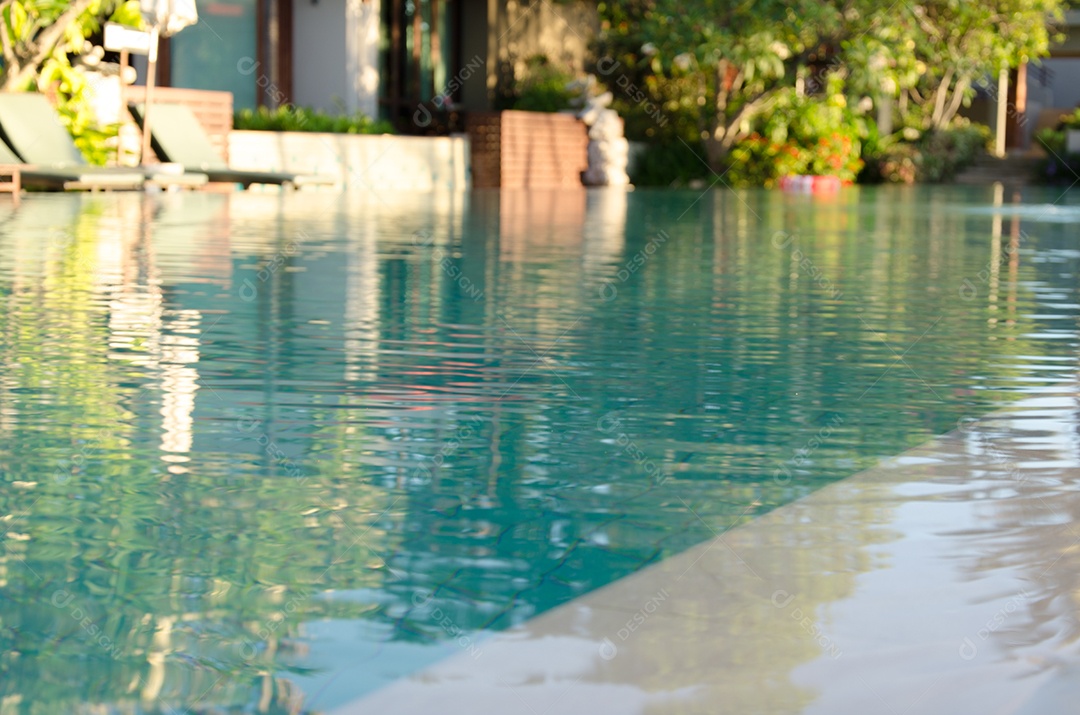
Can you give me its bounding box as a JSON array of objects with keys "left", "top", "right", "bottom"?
[
  {"left": 130, "top": 87, "right": 233, "bottom": 161},
  {"left": 466, "top": 110, "right": 588, "bottom": 189}
]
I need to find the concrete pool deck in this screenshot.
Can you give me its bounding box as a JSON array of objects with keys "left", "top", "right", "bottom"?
[{"left": 337, "top": 390, "right": 1080, "bottom": 715}]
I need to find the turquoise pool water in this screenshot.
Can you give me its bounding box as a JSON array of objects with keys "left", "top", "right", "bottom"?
[{"left": 1, "top": 186, "right": 1079, "bottom": 712}]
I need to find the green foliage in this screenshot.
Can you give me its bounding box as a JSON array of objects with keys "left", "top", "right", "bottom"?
[
  {"left": 591, "top": 0, "right": 716, "bottom": 184},
  {"left": 233, "top": 105, "right": 395, "bottom": 134},
  {"left": 861, "top": 120, "right": 991, "bottom": 184},
  {"left": 1035, "top": 127, "right": 1066, "bottom": 155},
  {"left": 593, "top": 3, "right": 698, "bottom": 143},
  {"left": 1034, "top": 117, "right": 1080, "bottom": 183},
  {"left": 882, "top": 0, "right": 1065, "bottom": 131},
  {"left": 2, "top": 0, "right": 144, "bottom": 165},
  {"left": 597, "top": 0, "right": 1066, "bottom": 171},
  {"left": 917, "top": 122, "right": 992, "bottom": 182},
  {"left": 628, "top": 139, "right": 712, "bottom": 186},
  {"left": 40, "top": 59, "right": 117, "bottom": 165},
  {"left": 508, "top": 55, "right": 579, "bottom": 113},
  {"left": 1057, "top": 107, "right": 1080, "bottom": 130},
  {"left": 724, "top": 83, "right": 866, "bottom": 187},
  {"left": 863, "top": 140, "right": 922, "bottom": 185}
]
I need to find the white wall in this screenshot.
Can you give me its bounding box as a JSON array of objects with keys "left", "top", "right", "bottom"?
[
  {"left": 292, "top": 0, "right": 379, "bottom": 118},
  {"left": 228, "top": 130, "right": 470, "bottom": 192},
  {"left": 347, "top": 0, "right": 380, "bottom": 119},
  {"left": 292, "top": 0, "right": 349, "bottom": 110}
]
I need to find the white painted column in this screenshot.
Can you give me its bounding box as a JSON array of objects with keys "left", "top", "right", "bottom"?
[
  {"left": 994, "top": 67, "right": 1009, "bottom": 158},
  {"left": 347, "top": 0, "right": 381, "bottom": 118}
]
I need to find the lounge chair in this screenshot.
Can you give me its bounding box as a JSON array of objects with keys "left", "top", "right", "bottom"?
[
  {"left": 0, "top": 92, "right": 207, "bottom": 189},
  {"left": 130, "top": 102, "right": 335, "bottom": 189},
  {"left": 0, "top": 133, "right": 146, "bottom": 191},
  {"left": 0, "top": 161, "right": 18, "bottom": 201}
]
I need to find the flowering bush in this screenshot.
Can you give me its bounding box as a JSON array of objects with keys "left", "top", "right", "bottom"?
[{"left": 725, "top": 84, "right": 866, "bottom": 187}]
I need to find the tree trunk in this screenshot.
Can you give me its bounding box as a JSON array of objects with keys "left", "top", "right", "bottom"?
[
  {"left": 704, "top": 134, "right": 728, "bottom": 170},
  {"left": 930, "top": 68, "right": 954, "bottom": 128},
  {"left": 706, "top": 91, "right": 777, "bottom": 172},
  {"left": 939, "top": 75, "right": 971, "bottom": 128}
]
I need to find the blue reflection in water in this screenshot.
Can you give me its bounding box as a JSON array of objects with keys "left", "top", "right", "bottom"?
[{"left": 0, "top": 185, "right": 1077, "bottom": 711}]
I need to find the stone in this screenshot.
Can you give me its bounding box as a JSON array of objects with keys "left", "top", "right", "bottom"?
[{"left": 575, "top": 75, "right": 632, "bottom": 187}]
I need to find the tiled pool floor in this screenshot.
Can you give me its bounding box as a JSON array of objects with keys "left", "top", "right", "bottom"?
[{"left": 338, "top": 390, "right": 1080, "bottom": 714}]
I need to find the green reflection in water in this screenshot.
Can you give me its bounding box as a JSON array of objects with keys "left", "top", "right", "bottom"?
[{"left": 0, "top": 185, "right": 1077, "bottom": 712}]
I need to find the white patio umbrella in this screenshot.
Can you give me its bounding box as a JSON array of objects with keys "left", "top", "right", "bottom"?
[{"left": 138, "top": 0, "right": 198, "bottom": 165}]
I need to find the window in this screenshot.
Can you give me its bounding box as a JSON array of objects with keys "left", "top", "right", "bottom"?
[
  {"left": 169, "top": 0, "right": 259, "bottom": 109},
  {"left": 380, "top": 0, "right": 460, "bottom": 129}
]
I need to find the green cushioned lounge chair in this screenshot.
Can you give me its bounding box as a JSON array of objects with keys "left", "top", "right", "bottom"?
[
  {"left": 0, "top": 92, "right": 206, "bottom": 189},
  {"left": 0, "top": 131, "right": 145, "bottom": 191},
  {"left": 130, "top": 102, "right": 335, "bottom": 189}
]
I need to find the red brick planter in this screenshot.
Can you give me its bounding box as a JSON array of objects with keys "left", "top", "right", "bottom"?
[{"left": 465, "top": 110, "right": 588, "bottom": 189}]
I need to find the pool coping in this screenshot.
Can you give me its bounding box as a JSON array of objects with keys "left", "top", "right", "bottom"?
[{"left": 332, "top": 391, "right": 1080, "bottom": 715}]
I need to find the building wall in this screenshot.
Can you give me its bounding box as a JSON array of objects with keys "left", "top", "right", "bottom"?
[
  {"left": 1042, "top": 58, "right": 1080, "bottom": 109},
  {"left": 493, "top": 0, "right": 597, "bottom": 75},
  {"left": 166, "top": 0, "right": 596, "bottom": 118},
  {"left": 292, "top": 0, "right": 380, "bottom": 117},
  {"left": 479, "top": 0, "right": 599, "bottom": 109},
  {"left": 1039, "top": 9, "right": 1080, "bottom": 122},
  {"left": 292, "top": 0, "right": 350, "bottom": 110},
  {"left": 348, "top": 0, "right": 381, "bottom": 118},
  {"left": 1052, "top": 10, "right": 1080, "bottom": 56}
]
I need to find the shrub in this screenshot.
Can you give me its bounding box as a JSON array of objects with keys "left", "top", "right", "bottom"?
[
  {"left": 1059, "top": 107, "right": 1080, "bottom": 130},
  {"left": 917, "top": 121, "right": 991, "bottom": 182},
  {"left": 725, "top": 85, "right": 866, "bottom": 188},
  {"left": 1040, "top": 153, "right": 1080, "bottom": 183},
  {"left": 861, "top": 120, "right": 991, "bottom": 184},
  {"left": 1035, "top": 127, "right": 1066, "bottom": 155},
  {"left": 1034, "top": 123, "right": 1080, "bottom": 183},
  {"left": 628, "top": 139, "right": 712, "bottom": 187},
  {"left": 509, "top": 56, "right": 579, "bottom": 113},
  {"left": 37, "top": 61, "right": 118, "bottom": 166},
  {"left": 234, "top": 105, "right": 394, "bottom": 134}
]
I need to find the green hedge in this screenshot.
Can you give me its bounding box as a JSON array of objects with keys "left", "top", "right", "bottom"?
[{"left": 234, "top": 106, "right": 394, "bottom": 134}]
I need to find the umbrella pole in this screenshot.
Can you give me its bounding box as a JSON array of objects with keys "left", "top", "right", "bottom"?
[
  {"left": 140, "top": 26, "right": 160, "bottom": 167},
  {"left": 116, "top": 48, "right": 128, "bottom": 167}
]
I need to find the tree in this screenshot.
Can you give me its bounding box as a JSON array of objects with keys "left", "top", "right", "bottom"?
[
  {"left": 1, "top": 0, "right": 97, "bottom": 91},
  {"left": 599, "top": 0, "right": 1065, "bottom": 172},
  {"left": 636, "top": 0, "right": 883, "bottom": 169},
  {"left": 897, "top": 0, "right": 1065, "bottom": 131},
  {"left": 0, "top": 0, "right": 142, "bottom": 163}
]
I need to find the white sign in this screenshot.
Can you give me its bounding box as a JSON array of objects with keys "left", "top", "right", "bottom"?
[
  {"left": 103, "top": 23, "right": 153, "bottom": 54},
  {"left": 1067, "top": 130, "right": 1080, "bottom": 155}
]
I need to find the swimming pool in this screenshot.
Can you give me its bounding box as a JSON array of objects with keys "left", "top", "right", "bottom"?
[{"left": 1, "top": 185, "right": 1077, "bottom": 712}]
